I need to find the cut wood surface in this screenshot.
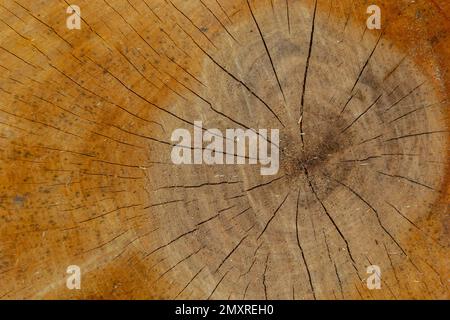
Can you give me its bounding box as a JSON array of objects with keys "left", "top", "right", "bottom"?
[{"left": 0, "top": 0, "right": 449, "bottom": 299}]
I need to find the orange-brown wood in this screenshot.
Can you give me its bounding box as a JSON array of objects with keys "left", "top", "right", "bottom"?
[{"left": 0, "top": 0, "right": 448, "bottom": 299}]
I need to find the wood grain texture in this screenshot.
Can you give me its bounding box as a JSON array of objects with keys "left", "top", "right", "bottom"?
[{"left": 0, "top": 0, "right": 448, "bottom": 299}]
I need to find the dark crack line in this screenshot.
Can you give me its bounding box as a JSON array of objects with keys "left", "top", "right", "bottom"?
[
  {"left": 257, "top": 192, "right": 290, "bottom": 240},
  {"left": 388, "top": 100, "right": 446, "bottom": 124},
  {"left": 245, "top": 175, "right": 286, "bottom": 192},
  {"left": 165, "top": 0, "right": 218, "bottom": 49},
  {"left": 215, "top": 233, "right": 249, "bottom": 273},
  {"left": 299, "top": 0, "right": 318, "bottom": 145},
  {"left": 155, "top": 180, "right": 242, "bottom": 191},
  {"left": 174, "top": 266, "right": 205, "bottom": 299},
  {"left": 384, "top": 130, "right": 449, "bottom": 143},
  {"left": 247, "top": 0, "right": 287, "bottom": 103},
  {"left": 377, "top": 171, "right": 436, "bottom": 191},
  {"left": 385, "top": 201, "right": 445, "bottom": 248},
  {"left": 262, "top": 254, "right": 269, "bottom": 300},
  {"left": 154, "top": 246, "right": 204, "bottom": 284},
  {"left": 350, "top": 32, "right": 383, "bottom": 93},
  {"left": 303, "top": 167, "right": 356, "bottom": 264},
  {"left": 383, "top": 81, "right": 426, "bottom": 113},
  {"left": 295, "top": 188, "right": 316, "bottom": 299},
  {"left": 200, "top": 0, "right": 238, "bottom": 43},
  {"left": 176, "top": 26, "right": 285, "bottom": 127},
  {"left": 341, "top": 94, "right": 383, "bottom": 133},
  {"left": 286, "top": 0, "right": 291, "bottom": 34},
  {"left": 144, "top": 228, "right": 198, "bottom": 259},
  {"left": 325, "top": 174, "right": 408, "bottom": 257},
  {"left": 208, "top": 269, "right": 231, "bottom": 300}
]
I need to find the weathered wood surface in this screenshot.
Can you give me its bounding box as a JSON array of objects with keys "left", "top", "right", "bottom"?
[{"left": 0, "top": 0, "right": 448, "bottom": 299}]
